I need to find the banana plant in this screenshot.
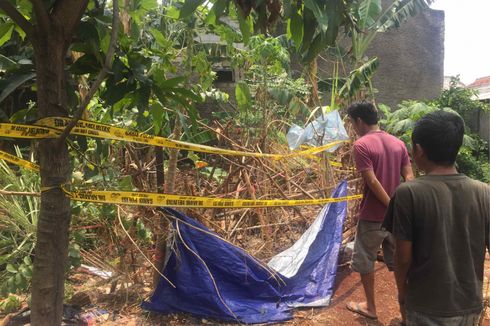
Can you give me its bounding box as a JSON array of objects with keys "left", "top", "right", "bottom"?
[
  {"left": 284, "top": 0, "right": 352, "bottom": 64},
  {"left": 329, "top": 0, "right": 434, "bottom": 101},
  {"left": 349, "top": 0, "right": 435, "bottom": 64}
]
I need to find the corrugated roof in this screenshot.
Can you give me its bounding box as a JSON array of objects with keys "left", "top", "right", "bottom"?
[{"left": 467, "top": 76, "right": 490, "bottom": 88}]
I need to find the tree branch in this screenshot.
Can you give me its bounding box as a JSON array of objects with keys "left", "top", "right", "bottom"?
[
  {"left": 29, "top": 0, "right": 50, "bottom": 33},
  {"left": 0, "top": 189, "right": 40, "bottom": 197},
  {"left": 52, "top": 0, "right": 89, "bottom": 39},
  {"left": 0, "top": 0, "right": 33, "bottom": 35},
  {"left": 57, "top": 0, "right": 119, "bottom": 145}
]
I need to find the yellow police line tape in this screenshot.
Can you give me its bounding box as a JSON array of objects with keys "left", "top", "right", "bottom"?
[
  {"left": 0, "top": 118, "right": 361, "bottom": 207},
  {"left": 0, "top": 148, "right": 350, "bottom": 173},
  {"left": 0, "top": 150, "right": 39, "bottom": 172},
  {"left": 0, "top": 117, "right": 347, "bottom": 160},
  {"left": 0, "top": 150, "right": 362, "bottom": 207},
  {"left": 61, "top": 187, "right": 363, "bottom": 208}
]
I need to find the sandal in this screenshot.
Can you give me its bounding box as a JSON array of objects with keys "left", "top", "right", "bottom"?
[{"left": 346, "top": 301, "right": 378, "bottom": 320}]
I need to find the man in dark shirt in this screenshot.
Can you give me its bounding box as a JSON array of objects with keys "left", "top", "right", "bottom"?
[
  {"left": 384, "top": 111, "right": 490, "bottom": 325},
  {"left": 346, "top": 102, "right": 413, "bottom": 320}
]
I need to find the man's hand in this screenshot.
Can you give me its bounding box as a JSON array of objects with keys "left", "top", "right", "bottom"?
[{"left": 360, "top": 169, "right": 391, "bottom": 207}]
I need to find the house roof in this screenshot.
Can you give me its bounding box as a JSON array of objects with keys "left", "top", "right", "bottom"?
[{"left": 467, "top": 76, "right": 490, "bottom": 88}]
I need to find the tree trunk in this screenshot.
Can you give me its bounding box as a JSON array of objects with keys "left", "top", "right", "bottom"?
[
  {"left": 155, "top": 146, "right": 165, "bottom": 192},
  {"left": 152, "top": 144, "right": 166, "bottom": 287},
  {"left": 165, "top": 27, "right": 192, "bottom": 194},
  {"left": 30, "top": 26, "right": 72, "bottom": 326},
  {"left": 165, "top": 116, "right": 181, "bottom": 194},
  {"left": 307, "top": 57, "right": 320, "bottom": 107},
  {"left": 121, "top": 0, "right": 131, "bottom": 34}
]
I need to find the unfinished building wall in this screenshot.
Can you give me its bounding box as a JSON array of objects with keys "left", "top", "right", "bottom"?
[
  {"left": 297, "top": 6, "right": 445, "bottom": 109},
  {"left": 203, "top": 5, "right": 445, "bottom": 118},
  {"left": 364, "top": 8, "right": 445, "bottom": 108}
]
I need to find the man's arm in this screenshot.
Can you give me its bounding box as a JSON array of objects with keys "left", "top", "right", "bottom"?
[
  {"left": 401, "top": 164, "right": 414, "bottom": 182},
  {"left": 395, "top": 239, "right": 413, "bottom": 323},
  {"left": 360, "top": 169, "right": 391, "bottom": 207}
]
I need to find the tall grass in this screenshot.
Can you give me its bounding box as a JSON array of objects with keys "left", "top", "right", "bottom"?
[{"left": 0, "top": 147, "right": 39, "bottom": 296}]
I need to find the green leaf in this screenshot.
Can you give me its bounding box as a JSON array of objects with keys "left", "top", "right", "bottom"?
[
  {"left": 179, "top": 0, "right": 205, "bottom": 19},
  {"left": 304, "top": 0, "right": 328, "bottom": 31},
  {"left": 378, "top": 103, "right": 391, "bottom": 117},
  {"left": 323, "top": 0, "right": 345, "bottom": 46},
  {"left": 155, "top": 76, "right": 186, "bottom": 89},
  {"left": 0, "top": 23, "right": 14, "bottom": 47},
  {"left": 206, "top": 0, "right": 227, "bottom": 24},
  {"left": 138, "top": 0, "right": 158, "bottom": 10},
  {"left": 237, "top": 9, "right": 253, "bottom": 44},
  {"left": 7, "top": 278, "right": 15, "bottom": 293},
  {"left": 173, "top": 87, "right": 201, "bottom": 102},
  {"left": 19, "top": 266, "right": 31, "bottom": 279},
  {"left": 118, "top": 175, "right": 133, "bottom": 191},
  {"left": 23, "top": 256, "right": 31, "bottom": 265},
  {"left": 149, "top": 28, "right": 169, "bottom": 48},
  {"left": 288, "top": 10, "right": 303, "bottom": 49},
  {"left": 136, "top": 220, "right": 151, "bottom": 241},
  {"left": 70, "top": 54, "right": 102, "bottom": 74},
  {"left": 339, "top": 57, "right": 379, "bottom": 98},
  {"left": 15, "top": 273, "right": 27, "bottom": 289},
  {"left": 14, "top": 25, "right": 26, "bottom": 40},
  {"left": 0, "top": 72, "right": 36, "bottom": 104},
  {"left": 235, "top": 81, "right": 251, "bottom": 113},
  {"left": 103, "top": 79, "right": 136, "bottom": 105},
  {"left": 300, "top": 8, "right": 316, "bottom": 51},
  {"left": 301, "top": 33, "right": 324, "bottom": 63},
  {"left": 68, "top": 244, "right": 81, "bottom": 258},
  {"left": 379, "top": 0, "right": 433, "bottom": 31},
  {"left": 392, "top": 118, "right": 414, "bottom": 134},
  {"left": 190, "top": 130, "right": 213, "bottom": 144},
  {"left": 6, "top": 264, "right": 16, "bottom": 273},
  {"left": 76, "top": 21, "right": 101, "bottom": 49},
  {"left": 463, "top": 134, "right": 477, "bottom": 150},
  {"left": 269, "top": 88, "right": 292, "bottom": 106},
  {"left": 166, "top": 6, "right": 180, "bottom": 19},
  {"left": 149, "top": 101, "right": 165, "bottom": 135},
  {"left": 358, "top": 0, "right": 382, "bottom": 29},
  {"left": 0, "top": 54, "right": 18, "bottom": 71}
]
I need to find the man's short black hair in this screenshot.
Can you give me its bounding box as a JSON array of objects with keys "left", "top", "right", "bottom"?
[
  {"left": 412, "top": 110, "right": 464, "bottom": 166},
  {"left": 347, "top": 101, "right": 379, "bottom": 125}
]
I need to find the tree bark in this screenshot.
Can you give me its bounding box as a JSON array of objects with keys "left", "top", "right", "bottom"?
[
  {"left": 29, "top": 2, "right": 86, "bottom": 321},
  {"left": 307, "top": 57, "right": 320, "bottom": 107},
  {"left": 121, "top": 0, "right": 131, "bottom": 34},
  {"left": 165, "top": 26, "right": 192, "bottom": 194},
  {"left": 165, "top": 117, "right": 181, "bottom": 194},
  {"left": 30, "top": 27, "right": 71, "bottom": 325}
]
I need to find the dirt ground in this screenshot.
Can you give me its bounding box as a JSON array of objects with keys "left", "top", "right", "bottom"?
[
  {"left": 97, "top": 257, "right": 490, "bottom": 326},
  {"left": 78, "top": 262, "right": 403, "bottom": 326},
  {"left": 299, "top": 263, "right": 403, "bottom": 326},
  {"left": 2, "top": 255, "right": 489, "bottom": 325}
]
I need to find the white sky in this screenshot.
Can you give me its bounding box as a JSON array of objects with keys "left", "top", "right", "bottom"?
[{"left": 430, "top": 0, "right": 490, "bottom": 85}]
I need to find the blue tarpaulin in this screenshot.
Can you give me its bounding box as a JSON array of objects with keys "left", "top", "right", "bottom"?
[{"left": 142, "top": 181, "right": 348, "bottom": 324}]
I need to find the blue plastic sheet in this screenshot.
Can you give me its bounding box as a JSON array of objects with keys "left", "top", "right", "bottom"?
[
  {"left": 269, "top": 181, "right": 348, "bottom": 307},
  {"left": 142, "top": 181, "right": 348, "bottom": 324}
]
